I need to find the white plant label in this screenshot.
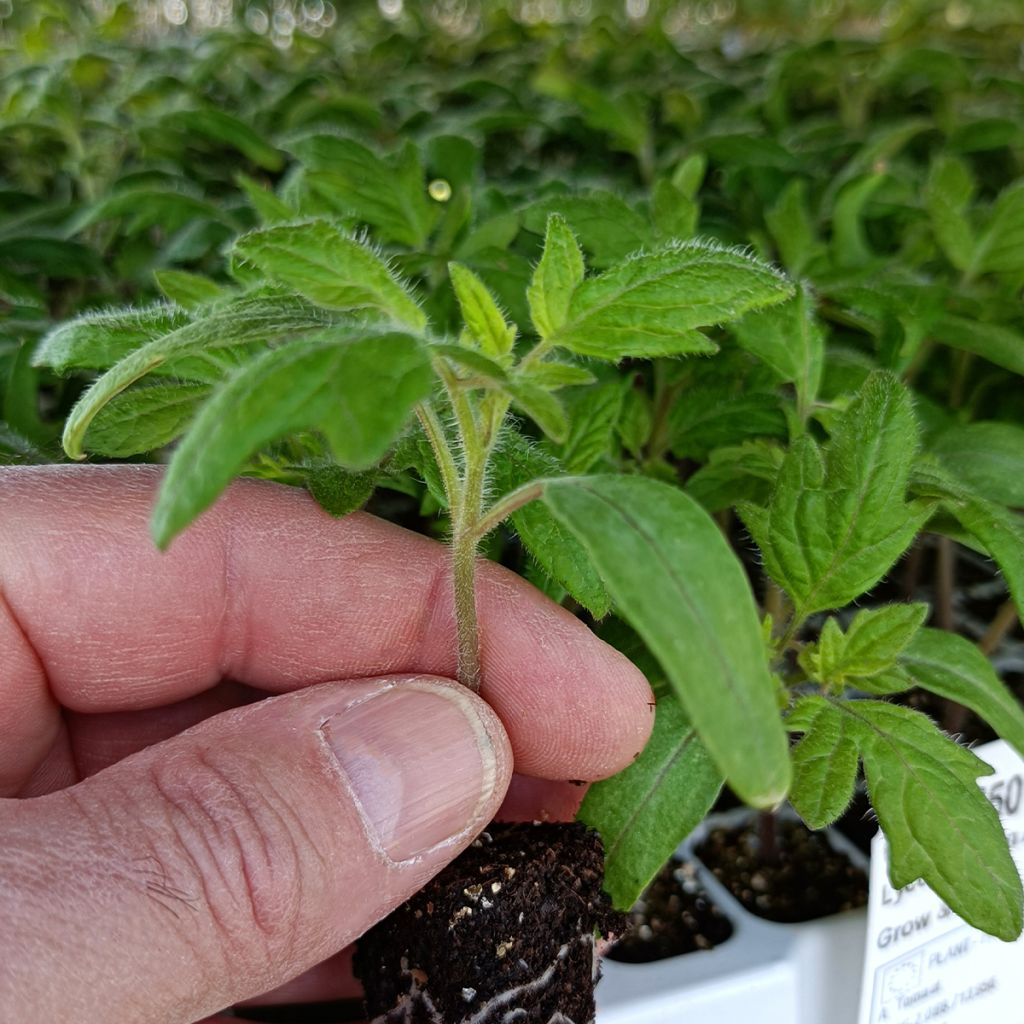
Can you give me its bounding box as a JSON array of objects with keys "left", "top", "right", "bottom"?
[{"left": 857, "top": 739, "right": 1024, "bottom": 1024}]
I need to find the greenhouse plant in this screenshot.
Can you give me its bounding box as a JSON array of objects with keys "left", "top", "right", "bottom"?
[{"left": 2, "top": 2, "right": 1024, "bottom": 1022}]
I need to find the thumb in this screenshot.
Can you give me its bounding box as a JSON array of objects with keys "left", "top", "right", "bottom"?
[{"left": 0, "top": 676, "right": 511, "bottom": 1024}]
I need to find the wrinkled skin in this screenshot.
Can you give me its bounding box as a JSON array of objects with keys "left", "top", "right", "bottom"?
[{"left": 0, "top": 466, "right": 652, "bottom": 1023}]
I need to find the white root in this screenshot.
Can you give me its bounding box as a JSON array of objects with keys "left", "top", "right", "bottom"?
[{"left": 368, "top": 933, "right": 596, "bottom": 1024}]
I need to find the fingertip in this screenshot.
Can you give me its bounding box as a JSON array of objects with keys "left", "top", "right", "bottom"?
[{"left": 476, "top": 564, "right": 654, "bottom": 780}]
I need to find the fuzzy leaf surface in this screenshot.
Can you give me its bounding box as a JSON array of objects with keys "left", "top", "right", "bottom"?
[
  {"left": 811, "top": 698, "right": 1022, "bottom": 940},
  {"left": 932, "top": 422, "right": 1024, "bottom": 508},
  {"left": 802, "top": 604, "right": 929, "bottom": 685},
  {"left": 232, "top": 220, "right": 426, "bottom": 331},
  {"left": 489, "top": 433, "right": 609, "bottom": 617},
  {"left": 731, "top": 286, "right": 823, "bottom": 413},
  {"left": 742, "top": 372, "right": 929, "bottom": 617},
  {"left": 578, "top": 695, "right": 723, "bottom": 910},
  {"left": 290, "top": 135, "right": 435, "bottom": 248},
  {"left": 864, "top": 629, "right": 1024, "bottom": 759},
  {"left": 449, "top": 262, "right": 515, "bottom": 357},
  {"left": 521, "top": 192, "right": 648, "bottom": 268},
  {"left": 153, "top": 270, "right": 228, "bottom": 309},
  {"left": 85, "top": 382, "right": 208, "bottom": 457},
  {"left": 527, "top": 213, "right": 585, "bottom": 339},
  {"left": 787, "top": 696, "right": 860, "bottom": 828},
  {"left": 540, "top": 474, "right": 791, "bottom": 807},
  {"left": 913, "top": 459, "right": 1024, "bottom": 620},
  {"left": 60, "top": 292, "right": 330, "bottom": 459},
  {"left": 683, "top": 441, "right": 783, "bottom": 513},
  {"left": 551, "top": 241, "right": 793, "bottom": 360},
  {"left": 152, "top": 331, "right": 432, "bottom": 546},
  {"left": 669, "top": 390, "right": 787, "bottom": 461},
  {"left": 307, "top": 465, "right": 378, "bottom": 517},
  {"left": 34, "top": 305, "right": 191, "bottom": 374},
  {"left": 560, "top": 379, "right": 628, "bottom": 474}
]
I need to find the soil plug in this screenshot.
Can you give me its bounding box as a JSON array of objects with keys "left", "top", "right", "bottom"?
[{"left": 355, "top": 823, "right": 621, "bottom": 1023}]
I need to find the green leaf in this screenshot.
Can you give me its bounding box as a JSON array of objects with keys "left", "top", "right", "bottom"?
[
  {"left": 291, "top": 135, "right": 435, "bottom": 249},
  {"left": 742, "top": 372, "right": 930, "bottom": 618},
  {"left": 34, "top": 305, "right": 191, "bottom": 374},
  {"left": 831, "top": 172, "right": 886, "bottom": 268},
  {"left": 560, "top": 378, "right": 628, "bottom": 474},
  {"left": 669, "top": 389, "right": 787, "bottom": 461},
  {"left": 504, "top": 380, "right": 568, "bottom": 443},
  {"left": 489, "top": 433, "right": 609, "bottom": 617},
  {"left": 0, "top": 266, "right": 44, "bottom": 309},
  {"left": 153, "top": 270, "right": 228, "bottom": 309},
  {"left": 448, "top": 262, "right": 516, "bottom": 358},
  {"left": 924, "top": 155, "right": 975, "bottom": 272},
  {"left": 671, "top": 153, "right": 706, "bottom": 198},
  {"left": 800, "top": 604, "right": 929, "bottom": 686},
  {"left": 521, "top": 192, "right": 648, "bottom": 268},
  {"left": 236, "top": 172, "right": 295, "bottom": 224},
  {"left": 913, "top": 459, "right": 1024, "bottom": 620},
  {"left": 881, "top": 629, "right": 1024, "bottom": 758},
  {"left": 516, "top": 360, "right": 596, "bottom": 390},
  {"left": 0, "top": 423, "right": 50, "bottom": 466},
  {"left": 765, "top": 178, "right": 820, "bottom": 276},
  {"left": 932, "top": 314, "right": 1024, "bottom": 377},
  {"left": 2, "top": 341, "right": 50, "bottom": 446},
  {"left": 163, "top": 108, "right": 283, "bottom": 171},
  {"left": 578, "top": 695, "right": 723, "bottom": 910},
  {"left": 551, "top": 241, "right": 793, "bottom": 360},
  {"left": 932, "top": 422, "right": 1024, "bottom": 507},
  {"left": 540, "top": 474, "right": 791, "bottom": 808},
  {"left": 618, "top": 389, "right": 653, "bottom": 458},
  {"left": 307, "top": 465, "right": 378, "bottom": 517},
  {"left": 651, "top": 179, "right": 699, "bottom": 242},
  {"left": 60, "top": 292, "right": 331, "bottom": 459},
  {"left": 787, "top": 697, "right": 860, "bottom": 829},
  {"left": 232, "top": 220, "right": 426, "bottom": 331},
  {"left": 526, "top": 213, "right": 585, "bottom": 340},
  {"left": 431, "top": 344, "right": 508, "bottom": 384},
  {"left": 731, "top": 286, "right": 824, "bottom": 414},
  {"left": 85, "top": 382, "right": 208, "bottom": 457},
  {"left": 833, "top": 604, "right": 929, "bottom": 677},
  {"left": 152, "top": 330, "right": 432, "bottom": 547},
  {"left": 810, "top": 698, "right": 1022, "bottom": 940},
  {"left": 683, "top": 441, "right": 784, "bottom": 513},
  {"left": 73, "top": 188, "right": 233, "bottom": 235},
  {"left": 970, "top": 180, "right": 1024, "bottom": 277}
]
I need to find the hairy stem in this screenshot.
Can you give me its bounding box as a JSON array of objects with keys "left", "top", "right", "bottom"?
[
  {"left": 416, "top": 403, "right": 460, "bottom": 509},
  {"left": 471, "top": 481, "right": 544, "bottom": 542},
  {"left": 451, "top": 494, "right": 484, "bottom": 693}
]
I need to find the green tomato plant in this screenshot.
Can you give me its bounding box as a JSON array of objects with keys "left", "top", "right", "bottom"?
[{"left": 6, "top": 0, "right": 1024, "bottom": 958}]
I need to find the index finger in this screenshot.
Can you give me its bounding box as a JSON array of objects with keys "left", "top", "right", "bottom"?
[{"left": 0, "top": 465, "right": 652, "bottom": 785}]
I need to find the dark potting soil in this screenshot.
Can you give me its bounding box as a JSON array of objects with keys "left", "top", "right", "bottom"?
[
  {"left": 606, "top": 859, "right": 733, "bottom": 963},
  {"left": 696, "top": 817, "right": 868, "bottom": 923},
  {"left": 354, "top": 822, "right": 621, "bottom": 1024}
]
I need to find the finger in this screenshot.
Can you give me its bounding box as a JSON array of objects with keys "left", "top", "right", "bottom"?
[
  {"left": 0, "top": 465, "right": 652, "bottom": 788},
  {"left": 496, "top": 775, "right": 589, "bottom": 822},
  {"left": 67, "top": 681, "right": 264, "bottom": 779},
  {"left": 1, "top": 676, "right": 511, "bottom": 1023}
]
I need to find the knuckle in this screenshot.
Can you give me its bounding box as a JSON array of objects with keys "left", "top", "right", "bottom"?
[{"left": 145, "top": 749, "right": 305, "bottom": 965}]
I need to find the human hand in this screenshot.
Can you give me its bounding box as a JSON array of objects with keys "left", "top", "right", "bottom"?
[{"left": 0, "top": 465, "right": 652, "bottom": 1023}]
